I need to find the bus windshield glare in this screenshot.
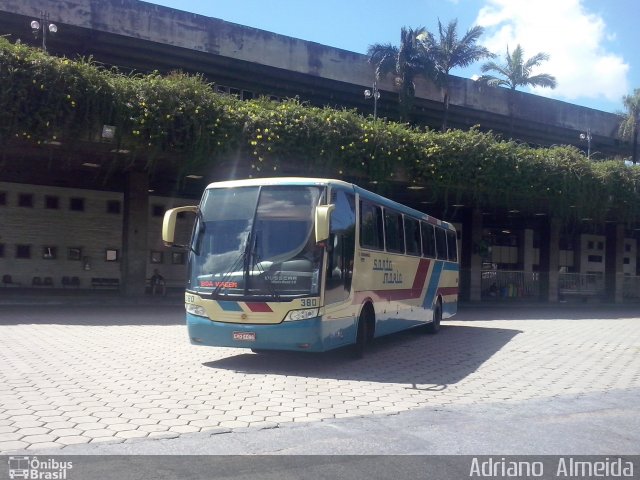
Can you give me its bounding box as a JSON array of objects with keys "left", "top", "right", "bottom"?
[{"left": 189, "top": 185, "right": 324, "bottom": 299}]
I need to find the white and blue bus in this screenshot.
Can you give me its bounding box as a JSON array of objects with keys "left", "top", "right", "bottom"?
[{"left": 163, "top": 177, "right": 458, "bottom": 356}]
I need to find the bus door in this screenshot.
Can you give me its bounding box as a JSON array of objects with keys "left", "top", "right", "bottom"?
[{"left": 323, "top": 189, "right": 356, "bottom": 346}]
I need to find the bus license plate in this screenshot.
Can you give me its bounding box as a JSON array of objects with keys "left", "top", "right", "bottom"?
[{"left": 233, "top": 331, "right": 256, "bottom": 342}]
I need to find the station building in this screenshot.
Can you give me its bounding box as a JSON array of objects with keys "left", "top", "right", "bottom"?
[{"left": 0, "top": 0, "right": 637, "bottom": 302}]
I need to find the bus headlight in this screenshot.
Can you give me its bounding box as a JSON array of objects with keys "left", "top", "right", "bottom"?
[
  {"left": 186, "top": 303, "right": 207, "bottom": 317},
  {"left": 284, "top": 308, "right": 319, "bottom": 322}
]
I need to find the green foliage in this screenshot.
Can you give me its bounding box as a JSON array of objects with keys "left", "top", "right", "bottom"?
[{"left": 1, "top": 38, "right": 639, "bottom": 223}]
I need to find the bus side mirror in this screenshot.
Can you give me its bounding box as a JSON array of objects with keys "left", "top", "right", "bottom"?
[
  {"left": 315, "top": 204, "right": 335, "bottom": 243},
  {"left": 162, "top": 205, "right": 197, "bottom": 246}
]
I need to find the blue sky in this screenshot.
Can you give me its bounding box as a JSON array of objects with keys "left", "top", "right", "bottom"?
[{"left": 148, "top": 0, "right": 639, "bottom": 114}]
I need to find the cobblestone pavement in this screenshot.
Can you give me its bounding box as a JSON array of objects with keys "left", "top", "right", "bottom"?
[{"left": 1, "top": 305, "right": 639, "bottom": 453}]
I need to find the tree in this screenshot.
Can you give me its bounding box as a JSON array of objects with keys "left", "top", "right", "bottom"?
[
  {"left": 367, "top": 27, "right": 434, "bottom": 122},
  {"left": 619, "top": 88, "right": 640, "bottom": 164},
  {"left": 420, "top": 19, "right": 494, "bottom": 131},
  {"left": 478, "top": 44, "right": 557, "bottom": 138}
]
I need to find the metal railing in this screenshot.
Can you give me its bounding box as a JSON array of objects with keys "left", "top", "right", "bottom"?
[
  {"left": 623, "top": 276, "right": 640, "bottom": 299},
  {"left": 558, "top": 273, "right": 604, "bottom": 297},
  {"left": 481, "top": 270, "right": 539, "bottom": 299}
]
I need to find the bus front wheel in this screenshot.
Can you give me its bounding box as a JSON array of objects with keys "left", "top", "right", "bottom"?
[
  {"left": 425, "top": 300, "right": 442, "bottom": 334},
  {"left": 353, "top": 306, "right": 374, "bottom": 359}
]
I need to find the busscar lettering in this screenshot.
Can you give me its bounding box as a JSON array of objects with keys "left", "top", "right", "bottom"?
[{"left": 266, "top": 274, "right": 297, "bottom": 285}]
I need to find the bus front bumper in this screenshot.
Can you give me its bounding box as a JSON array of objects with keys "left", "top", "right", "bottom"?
[{"left": 186, "top": 313, "right": 326, "bottom": 352}]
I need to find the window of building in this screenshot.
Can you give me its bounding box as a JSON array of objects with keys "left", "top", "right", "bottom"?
[
  {"left": 587, "top": 255, "right": 603, "bottom": 263},
  {"left": 105, "top": 249, "right": 119, "bottom": 262},
  {"left": 16, "top": 244, "right": 31, "bottom": 259},
  {"left": 107, "top": 200, "right": 121, "bottom": 214},
  {"left": 171, "top": 252, "right": 185, "bottom": 265},
  {"left": 152, "top": 204, "right": 165, "bottom": 217},
  {"left": 150, "top": 251, "right": 163, "bottom": 264},
  {"left": 625, "top": 244, "right": 632, "bottom": 252},
  {"left": 68, "top": 247, "right": 82, "bottom": 261},
  {"left": 70, "top": 197, "right": 85, "bottom": 211},
  {"left": 242, "top": 90, "right": 254, "bottom": 100},
  {"left": 42, "top": 246, "right": 57, "bottom": 259},
  {"left": 0, "top": 243, "right": 4, "bottom": 257},
  {"left": 359, "top": 201, "right": 383, "bottom": 250},
  {"left": 18, "top": 193, "right": 34, "bottom": 207},
  {"left": 587, "top": 240, "right": 594, "bottom": 249},
  {"left": 384, "top": 210, "right": 404, "bottom": 253},
  {"left": 45, "top": 195, "right": 59, "bottom": 209},
  {"left": 597, "top": 241, "right": 604, "bottom": 250},
  {"left": 0, "top": 192, "right": 6, "bottom": 206},
  {"left": 624, "top": 257, "right": 630, "bottom": 265},
  {"left": 559, "top": 235, "right": 574, "bottom": 251},
  {"left": 404, "top": 217, "right": 421, "bottom": 256}
]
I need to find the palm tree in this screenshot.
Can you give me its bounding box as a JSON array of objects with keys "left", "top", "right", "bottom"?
[
  {"left": 618, "top": 89, "right": 640, "bottom": 164},
  {"left": 367, "top": 27, "right": 434, "bottom": 122},
  {"left": 478, "top": 44, "right": 557, "bottom": 138},
  {"left": 420, "top": 19, "right": 494, "bottom": 131}
]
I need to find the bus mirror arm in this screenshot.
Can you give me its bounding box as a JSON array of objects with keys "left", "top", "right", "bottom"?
[
  {"left": 315, "top": 204, "right": 335, "bottom": 243},
  {"left": 162, "top": 205, "right": 198, "bottom": 246}
]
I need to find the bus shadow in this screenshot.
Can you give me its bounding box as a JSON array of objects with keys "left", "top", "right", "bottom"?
[
  {"left": 0, "top": 305, "right": 185, "bottom": 325},
  {"left": 202, "top": 324, "right": 520, "bottom": 386},
  {"left": 456, "top": 305, "right": 640, "bottom": 321}
]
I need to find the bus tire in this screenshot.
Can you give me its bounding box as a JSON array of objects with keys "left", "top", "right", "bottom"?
[
  {"left": 353, "top": 305, "right": 374, "bottom": 359},
  {"left": 426, "top": 299, "right": 442, "bottom": 335}
]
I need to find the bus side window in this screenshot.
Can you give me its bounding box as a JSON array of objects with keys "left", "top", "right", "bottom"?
[
  {"left": 421, "top": 222, "right": 436, "bottom": 258},
  {"left": 446, "top": 230, "right": 458, "bottom": 262},
  {"left": 384, "top": 209, "right": 405, "bottom": 254},
  {"left": 435, "top": 227, "right": 448, "bottom": 260},
  {"left": 360, "top": 201, "right": 383, "bottom": 250},
  {"left": 404, "top": 216, "right": 421, "bottom": 256},
  {"left": 326, "top": 190, "right": 356, "bottom": 304}
]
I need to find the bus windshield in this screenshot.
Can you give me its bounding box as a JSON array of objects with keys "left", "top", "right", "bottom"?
[{"left": 189, "top": 185, "right": 325, "bottom": 299}]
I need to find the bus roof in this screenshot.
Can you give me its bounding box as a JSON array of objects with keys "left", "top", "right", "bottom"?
[{"left": 204, "top": 177, "right": 455, "bottom": 232}]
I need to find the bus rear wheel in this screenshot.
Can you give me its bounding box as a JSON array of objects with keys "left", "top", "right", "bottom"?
[{"left": 425, "top": 300, "right": 442, "bottom": 334}]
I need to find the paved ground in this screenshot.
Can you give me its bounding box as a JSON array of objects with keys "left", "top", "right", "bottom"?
[{"left": 1, "top": 302, "right": 639, "bottom": 453}]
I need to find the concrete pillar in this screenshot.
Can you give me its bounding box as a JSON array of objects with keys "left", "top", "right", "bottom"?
[
  {"left": 469, "top": 209, "right": 483, "bottom": 301},
  {"left": 122, "top": 170, "right": 149, "bottom": 297},
  {"left": 539, "top": 217, "right": 560, "bottom": 302},
  {"left": 519, "top": 228, "right": 534, "bottom": 272},
  {"left": 605, "top": 223, "right": 625, "bottom": 303}
]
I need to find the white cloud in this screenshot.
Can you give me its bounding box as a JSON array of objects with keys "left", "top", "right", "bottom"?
[{"left": 475, "top": 0, "right": 629, "bottom": 105}]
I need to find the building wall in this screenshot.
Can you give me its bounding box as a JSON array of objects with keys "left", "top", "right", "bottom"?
[
  {"left": 0, "top": 181, "right": 194, "bottom": 287},
  {"left": 0, "top": 0, "right": 623, "bottom": 142}
]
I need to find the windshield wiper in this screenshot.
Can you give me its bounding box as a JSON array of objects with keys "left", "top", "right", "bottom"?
[
  {"left": 210, "top": 242, "right": 249, "bottom": 298},
  {"left": 250, "top": 234, "right": 281, "bottom": 301}
]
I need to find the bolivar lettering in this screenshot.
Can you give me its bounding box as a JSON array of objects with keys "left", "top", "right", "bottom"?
[{"left": 200, "top": 280, "right": 238, "bottom": 288}]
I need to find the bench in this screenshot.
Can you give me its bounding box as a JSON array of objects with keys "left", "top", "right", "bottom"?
[
  {"left": 91, "top": 277, "right": 120, "bottom": 289},
  {"left": 559, "top": 289, "right": 600, "bottom": 302}
]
